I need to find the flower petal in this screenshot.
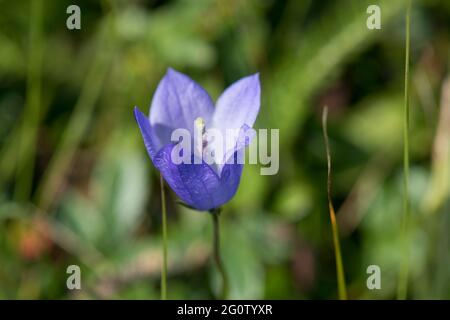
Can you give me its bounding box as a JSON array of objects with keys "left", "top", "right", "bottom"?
[
  {"left": 152, "top": 144, "right": 196, "bottom": 208},
  {"left": 134, "top": 106, "right": 159, "bottom": 159},
  {"left": 215, "top": 153, "right": 244, "bottom": 205},
  {"left": 149, "top": 68, "right": 215, "bottom": 149},
  {"left": 208, "top": 124, "right": 256, "bottom": 175},
  {"left": 154, "top": 144, "right": 243, "bottom": 211},
  {"left": 212, "top": 73, "right": 260, "bottom": 131}
]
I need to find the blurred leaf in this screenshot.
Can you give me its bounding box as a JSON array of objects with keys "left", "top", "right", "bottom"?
[
  {"left": 264, "top": 0, "right": 405, "bottom": 147},
  {"left": 57, "top": 131, "right": 150, "bottom": 252},
  {"left": 361, "top": 167, "right": 429, "bottom": 298},
  {"left": 58, "top": 190, "right": 104, "bottom": 247},
  {"left": 220, "top": 220, "right": 265, "bottom": 299},
  {"left": 93, "top": 131, "right": 150, "bottom": 245},
  {"left": 342, "top": 93, "right": 404, "bottom": 153},
  {"left": 0, "top": 33, "right": 25, "bottom": 76},
  {"left": 273, "top": 182, "right": 313, "bottom": 221}
]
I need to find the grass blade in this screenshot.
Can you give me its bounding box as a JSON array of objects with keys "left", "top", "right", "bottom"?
[
  {"left": 322, "top": 106, "right": 348, "bottom": 300},
  {"left": 397, "top": 0, "right": 412, "bottom": 300}
]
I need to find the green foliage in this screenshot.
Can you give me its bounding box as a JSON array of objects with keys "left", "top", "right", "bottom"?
[{"left": 0, "top": 0, "right": 449, "bottom": 299}]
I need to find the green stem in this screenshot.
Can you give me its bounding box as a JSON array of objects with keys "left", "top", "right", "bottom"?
[
  {"left": 14, "top": 0, "right": 43, "bottom": 201},
  {"left": 211, "top": 208, "right": 228, "bottom": 299},
  {"left": 160, "top": 174, "right": 168, "bottom": 300},
  {"left": 322, "top": 107, "right": 348, "bottom": 300},
  {"left": 398, "top": 0, "right": 412, "bottom": 300}
]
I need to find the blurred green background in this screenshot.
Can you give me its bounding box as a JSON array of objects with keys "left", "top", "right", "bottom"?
[{"left": 0, "top": 0, "right": 449, "bottom": 299}]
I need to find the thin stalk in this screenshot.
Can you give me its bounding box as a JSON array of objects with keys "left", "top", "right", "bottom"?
[
  {"left": 160, "top": 174, "right": 168, "bottom": 300},
  {"left": 211, "top": 208, "right": 228, "bottom": 299},
  {"left": 322, "top": 107, "right": 348, "bottom": 300},
  {"left": 14, "top": 0, "right": 43, "bottom": 201},
  {"left": 397, "top": 0, "right": 412, "bottom": 300}
]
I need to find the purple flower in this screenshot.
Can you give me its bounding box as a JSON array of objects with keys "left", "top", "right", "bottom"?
[{"left": 134, "top": 68, "right": 260, "bottom": 211}]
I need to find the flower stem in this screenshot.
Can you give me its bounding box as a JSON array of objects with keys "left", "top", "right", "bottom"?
[
  {"left": 322, "top": 107, "right": 348, "bottom": 300},
  {"left": 211, "top": 208, "right": 228, "bottom": 299},
  {"left": 160, "top": 174, "right": 168, "bottom": 300},
  {"left": 397, "top": 0, "right": 412, "bottom": 300}
]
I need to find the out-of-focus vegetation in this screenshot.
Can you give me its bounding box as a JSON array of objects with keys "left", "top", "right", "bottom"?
[{"left": 0, "top": 0, "right": 449, "bottom": 299}]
